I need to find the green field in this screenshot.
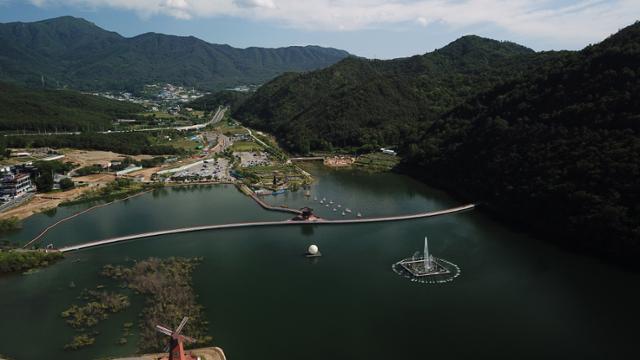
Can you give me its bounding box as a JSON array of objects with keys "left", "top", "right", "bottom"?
[
  {"left": 150, "top": 133, "right": 200, "bottom": 153},
  {"left": 239, "top": 164, "right": 311, "bottom": 190},
  {"left": 214, "top": 119, "right": 248, "bottom": 136},
  {"left": 144, "top": 111, "right": 178, "bottom": 120},
  {"left": 190, "top": 110, "right": 205, "bottom": 118},
  {"left": 354, "top": 153, "right": 400, "bottom": 172},
  {"left": 230, "top": 141, "right": 263, "bottom": 152}
]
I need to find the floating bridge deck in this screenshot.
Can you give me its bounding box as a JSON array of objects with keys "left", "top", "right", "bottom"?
[{"left": 57, "top": 204, "right": 475, "bottom": 252}]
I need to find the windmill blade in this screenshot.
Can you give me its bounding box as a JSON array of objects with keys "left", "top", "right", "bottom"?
[
  {"left": 155, "top": 325, "right": 174, "bottom": 336},
  {"left": 181, "top": 335, "right": 197, "bottom": 343},
  {"left": 175, "top": 317, "right": 189, "bottom": 335}
]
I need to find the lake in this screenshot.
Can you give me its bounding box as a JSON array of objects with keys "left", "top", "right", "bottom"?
[{"left": 0, "top": 164, "right": 638, "bottom": 359}]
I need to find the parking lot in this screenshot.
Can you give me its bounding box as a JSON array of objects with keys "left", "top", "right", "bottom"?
[
  {"left": 171, "top": 158, "right": 233, "bottom": 182},
  {"left": 236, "top": 151, "right": 270, "bottom": 167}
]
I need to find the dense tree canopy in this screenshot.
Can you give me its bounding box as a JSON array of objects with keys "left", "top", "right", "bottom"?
[
  {"left": 188, "top": 90, "right": 250, "bottom": 112},
  {"left": 7, "top": 132, "right": 181, "bottom": 156},
  {"left": 401, "top": 22, "right": 640, "bottom": 263},
  {"left": 0, "top": 82, "right": 142, "bottom": 132},
  {"left": 234, "top": 35, "right": 561, "bottom": 153}
]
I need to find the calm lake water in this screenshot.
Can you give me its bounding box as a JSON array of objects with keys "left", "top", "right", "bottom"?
[{"left": 0, "top": 165, "right": 638, "bottom": 359}]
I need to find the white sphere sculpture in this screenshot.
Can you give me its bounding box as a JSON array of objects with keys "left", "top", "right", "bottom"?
[{"left": 307, "top": 244, "right": 319, "bottom": 255}]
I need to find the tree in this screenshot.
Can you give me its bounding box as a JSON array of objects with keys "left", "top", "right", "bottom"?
[
  {"left": 59, "top": 178, "right": 75, "bottom": 191},
  {"left": 35, "top": 172, "right": 54, "bottom": 192}
]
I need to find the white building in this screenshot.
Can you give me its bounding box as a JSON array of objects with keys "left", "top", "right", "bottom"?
[
  {"left": 1, "top": 173, "right": 33, "bottom": 197},
  {"left": 380, "top": 148, "right": 397, "bottom": 156}
]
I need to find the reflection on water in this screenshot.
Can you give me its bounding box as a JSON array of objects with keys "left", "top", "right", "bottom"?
[{"left": 0, "top": 165, "right": 638, "bottom": 360}]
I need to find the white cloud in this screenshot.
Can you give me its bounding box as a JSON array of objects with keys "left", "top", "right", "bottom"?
[
  {"left": 27, "top": 0, "right": 640, "bottom": 46},
  {"left": 161, "top": 0, "right": 192, "bottom": 19},
  {"left": 234, "top": 0, "right": 276, "bottom": 9}
]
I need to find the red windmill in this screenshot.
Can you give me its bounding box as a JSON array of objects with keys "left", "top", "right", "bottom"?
[{"left": 155, "top": 317, "right": 198, "bottom": 360}]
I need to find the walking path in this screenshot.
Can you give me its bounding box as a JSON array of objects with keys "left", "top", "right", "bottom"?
[
  {"left": 58, "top": 204, "right": 474, "bottom": 252},
  {"left": 244, "top": 127, "right": 271, "bottom": 149},
  {"left": 23, "top": 190, "right": 153, "bottom": 249},
  {"left": 247, "top": 192, "right": 302, "bottom": 215}
]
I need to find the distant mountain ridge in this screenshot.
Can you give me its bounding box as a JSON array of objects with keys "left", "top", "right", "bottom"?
[{"left": 0, "top": 16, "right": 350, "bottom": 90}]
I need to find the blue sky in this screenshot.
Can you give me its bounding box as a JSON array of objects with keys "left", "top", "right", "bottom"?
[{"left": 1, "top": 0, "right": 638, "bottom": 59}]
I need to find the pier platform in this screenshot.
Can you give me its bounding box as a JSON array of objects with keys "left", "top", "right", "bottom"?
[{"left": 114, "top": 346, "right": 226, "bottom": 360}]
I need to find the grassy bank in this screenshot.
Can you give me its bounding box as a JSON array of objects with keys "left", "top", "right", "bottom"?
[
  {"left": 353, "top": 153, "right": 400, "bottom": 172},
  {"left": 0, "top": 217, "right": 21, "bottom": 235},
  {"left": 0, "top": 249, "right": 63, "bottom": 274},
  {"left": 62, "top": 178, "right": 156, "bottom": 206}
]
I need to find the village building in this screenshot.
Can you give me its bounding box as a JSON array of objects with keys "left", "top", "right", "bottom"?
[{"left": 0, "top": 173, "right": 33, "bottom": 198}]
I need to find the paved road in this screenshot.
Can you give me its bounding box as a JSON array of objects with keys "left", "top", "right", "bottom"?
[
  {"left": 3, "top": 107, "right": 226, "bottom": 137},
  {"left": 173, "top": 106, "right": 226, "bottom": 131},
  {"left": 57, "top": 204, "right": 474, "bottom": 252},
  {"left": 0, "top": 193, "right": 34, "bottom": 213},
  {"left": 290, "top": 157, "right": 324, "bottom": 161}
]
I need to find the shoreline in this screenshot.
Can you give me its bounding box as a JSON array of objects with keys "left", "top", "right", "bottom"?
[
  {"left": 22, "top": 179, "right": 313, "bottom": 248},
  {"left": 20, "top": 181, "right": 240, "bottom": 248},
  {"left": 11, "top": 157, "right": 391, "bottom": 248}
]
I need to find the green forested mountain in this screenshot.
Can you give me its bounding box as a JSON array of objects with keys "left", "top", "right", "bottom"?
[
  {"left": 235, "top": 22, "right": 640, "bottom": 263},
  {"left": 402, "top": 22, "right": 640, "bottom": 263},
  {"left": 0, "top": 16, "right": 349, "bottom": 91},
  {"left": 234, "top": 35, "right": 561, "bottom": 153},
  {"left": 0, "top": 81, "right": 142, "bottom": 132},
  {"left": 188, "top": 90, "right": 251, "bottom": 112}
]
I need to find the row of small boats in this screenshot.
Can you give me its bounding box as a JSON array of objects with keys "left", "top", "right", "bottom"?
[{"left": 314, "top": 196, "right": 362, "bottom": 217}]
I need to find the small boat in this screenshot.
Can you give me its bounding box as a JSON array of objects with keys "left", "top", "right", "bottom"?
[
  {"left": 341, "top": 211, "right": 346, "bottom": 216},
  {"left": 320, "top": 200, "right": 324, "bottom": 204},
  {"left": 345, "top": 208, "right": 352, "bottom": 213},
  {"left": 329, "top": 200, "right": 334, "bottom": 204},
  {"left": 332, "top": 208, "right": 337, "bottom": 212},
  {"left": 322, "top": 197, "right": 326, "bottom": 201},
  {"left": 314, "top": 197, "right": 318, "bottom": 201},
  {"left": 325, "top": 204, "right": 329, "bottom": 207},
  {"left": 337, "top": 204, "right": 341, "bottom": 208},
  {"left": 357, "top": 212, "right": 362, "bottom": 217},
  {"left": 305, "top": 190, "right": 311, "bottom": 197}
]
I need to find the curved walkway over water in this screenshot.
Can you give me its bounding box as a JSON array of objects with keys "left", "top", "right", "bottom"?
[
  {"left": 57, "top": 204, "right": 474, "bottom": 252},
  {"left": 248, "top": 192, "right": 302, "bottom": 215}
]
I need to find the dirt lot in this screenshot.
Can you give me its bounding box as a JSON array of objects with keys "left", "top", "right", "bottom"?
[
  {"left": 0, "top": 150, "right": 169, "bottom": 221},
  {"left": 0, "top": 188, "right": 84, "bottom": 221},
  {"left": 324, "top": 156, "right": 356, "bottom": 167},
  {"left": 63, "top": 149, "right": 153, "bottom": 167},
  {"left": 123, "top": 167, "right": 160, "bottom": 181},
  {"left": 0, "top": 173, "right": 116, "bottom": 221}
]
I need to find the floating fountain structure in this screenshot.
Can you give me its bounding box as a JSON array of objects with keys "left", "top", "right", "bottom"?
[{"left": 392, "top": 237, "right": 460, "bottom": 284}]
